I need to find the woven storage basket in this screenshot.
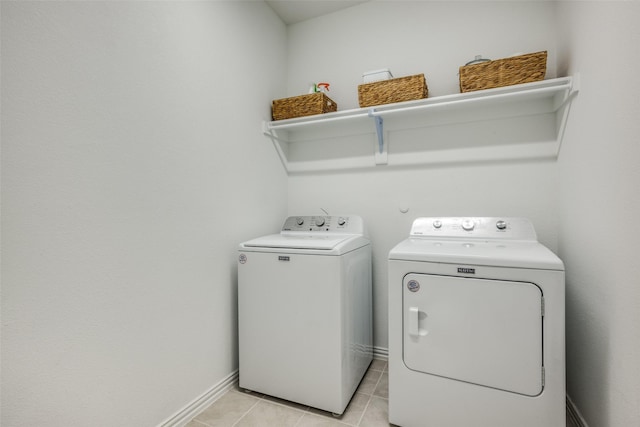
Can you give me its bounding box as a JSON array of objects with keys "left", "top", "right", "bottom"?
[
  {"left": 459, "top": 51, "right": 547, "bottom": 93},
  {"left": 358, "top": 74, "right": 428, "bottom": 108},
  {"left": 272, "top": 92, "right": 337, "bottom": 121}
]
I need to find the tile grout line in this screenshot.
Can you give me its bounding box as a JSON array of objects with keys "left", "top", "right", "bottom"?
[
  {"left": 292, "top": 411, "right": 303, "bottom": 427},
  {"left": 295, "top": 363, "right": 386, "bottom": 427},
  {"left": 234, "top": 388, "right": 353, "bottom": 427},
  {"left": 256, "top": 392, "right": 311, "bottom": 426},
  {"left": 355, "top": 370, "right": 385, "bottom": 426},
  {"left": 292, "top": 403, "right": 312, "bottom": 427},
  {"left": 355, "top": 394, "right": 374, "bottom": 427},
  {"left": 230, "top": 396, "right": 262, "bottom": 427},
  {"left": 223, "top": 362, "right": 388, "bottom": 427}
]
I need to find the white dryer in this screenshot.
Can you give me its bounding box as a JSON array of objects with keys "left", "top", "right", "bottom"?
[
  {"left": 388, "top": 217, "right": 565, "bottom": 427},
  {"left": 238, "top": 215, "right": 372, "bottom": 415}
]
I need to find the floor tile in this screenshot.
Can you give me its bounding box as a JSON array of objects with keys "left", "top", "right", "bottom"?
[
  {"left": 369, "top": 359, "right": 387, "bottom": 372},
  {"left": 338, "top": 392, "right": 370, "bottom": 426},
  {"left": 373, "top": 373, "right": 388, "bottom": 399},
  {"left": 186, "top": 360, "right": 574, "bottom": 427},
  {"left": 356, "top": 369, "right": 382, "bottom": 396},
  {"left": 358, "top": 396, "right": 391, "bottom": 427},
  {"left": 193, "top": 390, "right": 259, "bottom": 426},
  {"left": 309, "top": 391, "right": 369, "bottom": 426},
  {"left": 296, "top": 413, "right": 351, "bottom": 427},
  {"left": 235, "top": 400, "right": 304, "bottom": 427}
]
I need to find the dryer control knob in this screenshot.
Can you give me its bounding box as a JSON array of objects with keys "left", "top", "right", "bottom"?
[
  {"left": 496, "top": 220, "right": 507, "bottom": 230},
  {"left": 462, "top": 219, "right": 475, "bottom": 231},
  {"left": 315, "top": 218, "right": 325, "bottom": 227},
  {"left": 433, "top": 220, "right": 442, "bottom": 229},
  {"left": 296, "top": 217, "right": 305, "bottom": 226},
  {"left": 337, "top": 217, "right": 346, "bottom": 226}
]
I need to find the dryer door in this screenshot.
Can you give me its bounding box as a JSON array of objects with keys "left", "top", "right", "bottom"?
[{"left": 403, "top": 273, "right": 543, "bottom": 396}]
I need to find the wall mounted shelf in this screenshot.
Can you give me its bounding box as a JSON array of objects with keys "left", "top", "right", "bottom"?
[{"left": 263, "top": 76, "right": 579, "bottom": 174}]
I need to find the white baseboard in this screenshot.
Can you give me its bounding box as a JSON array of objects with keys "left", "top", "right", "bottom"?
[
  {"left": 373, "top": 346, "right": 388, "bottom": 360},
  {"left": 161, "top": 350, "right": 584, "bottom": 427},
  {"left": 158, "top": 347, "right": 388, "bottom": 426},
  {"left": 158, "top": 370, "right": 239, "bottom": 427},
  {"left": 566, "top": 394, "right": 588, "bottom": 427}
]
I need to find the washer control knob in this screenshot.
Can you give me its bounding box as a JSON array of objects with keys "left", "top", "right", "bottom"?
[
  {"left": 462, "top": 219, "right": 475, "bottom": 231},
  {"left": 296, "top": 217, "right": 305, "bottom": 226},
  {"left": 315, "top": 218, "right": 325, "bottom": 227},
  {"left": 433, "top": 220, "right": 442, "bottom": 229},
  {"left": 496, "top": 220, "right": 507, "bottom": 230},
  {"left": 337, "top": 217, "right": 346, "bottom": 226}
]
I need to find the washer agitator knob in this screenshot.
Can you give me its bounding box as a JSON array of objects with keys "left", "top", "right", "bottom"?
[
  {"left": 338, "top": 217, "right": 346, "bottom": 226},
  {"left": 496, "top": 220, "right": 507, "bottom": 230},
  {"left": 296, "top": 217, "right": 304, "bottom": 226},
  {"left": 315, "top": 218, "right": 325, "bottom": 227},
  {"left": 462, "top": 219, "right": 475, "bottom": 231}
]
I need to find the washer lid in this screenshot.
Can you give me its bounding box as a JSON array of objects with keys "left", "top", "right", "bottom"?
[
  {"left": 240, "top": 233, "right": 368, "bottom": 254},
  {"left": 389, "top": 238, "right": 564, "bottom": 270}
]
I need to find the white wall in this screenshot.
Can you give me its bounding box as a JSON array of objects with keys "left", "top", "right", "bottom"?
[
  {"left": 286, "top": 0, "right": 558, "bottom": 109},
  {"left": 1, "top": 2, "right": 287, "bottom": 426},
  {"left": 556, "top": 2, "right": 640, "bottom": 427},
  {"left": 286, "top": 1, "right": 560, "bottom": 350}
]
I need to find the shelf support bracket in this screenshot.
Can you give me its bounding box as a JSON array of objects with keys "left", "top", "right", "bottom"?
[
  {"left": 368, "top": 110, "right": 388, "bottom": 165},
  {"left": 262, "top": 121, "right": 290, "bottom": 172},
  {"left": 555, "top": 73, "right": 580, "bottom": 157}
]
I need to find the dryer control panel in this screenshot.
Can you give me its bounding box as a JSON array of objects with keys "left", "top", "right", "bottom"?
[
  {"left": 410, "top": 217, "right": 538, "bottom": 241},
  {"left": 282, "top": 215, "right": 364, "bottom": 234}
]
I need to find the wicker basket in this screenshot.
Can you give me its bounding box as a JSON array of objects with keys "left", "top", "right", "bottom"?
[
  {"left": 272, "top": 93, "right": 337, "bottom": 121},
  {"left": 358, "top": 74, "right": 428, "bottom": 108},
  {"left": 459, "top": 51, "right": 547, "bottom": 93}
]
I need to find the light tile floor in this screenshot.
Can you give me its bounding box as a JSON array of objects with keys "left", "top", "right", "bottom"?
[{"left": 186, "top": 359, "right": 578, "bottom": 427}]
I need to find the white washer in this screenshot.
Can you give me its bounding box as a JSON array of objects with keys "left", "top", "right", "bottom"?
[
  {"left": 238, "top": 215, "right": 372, "bottom": 415},
  {"left": 388, "top": 217, "right": 565, "bottom": 427}
]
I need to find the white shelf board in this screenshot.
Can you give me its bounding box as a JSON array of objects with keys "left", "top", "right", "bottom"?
[{"left": 263, "top": 76, "right": 578, "bottom": 174}]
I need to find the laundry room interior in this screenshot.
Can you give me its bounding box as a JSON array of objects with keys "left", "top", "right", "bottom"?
[{"left": 2, "top": 1, "right": 639, "bottom": 427}]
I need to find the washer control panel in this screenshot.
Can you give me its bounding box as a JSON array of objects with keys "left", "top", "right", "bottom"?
[
  {"left": 282, "top": 215, "right": 363, "bottom": 234},
  {"left": 410, "top": 217, "right": 538, "bottom": 240}
]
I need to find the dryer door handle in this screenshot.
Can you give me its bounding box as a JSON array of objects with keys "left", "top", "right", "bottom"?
[{"left": 408, "top": 307, "right": 420, "bottom": 337}]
